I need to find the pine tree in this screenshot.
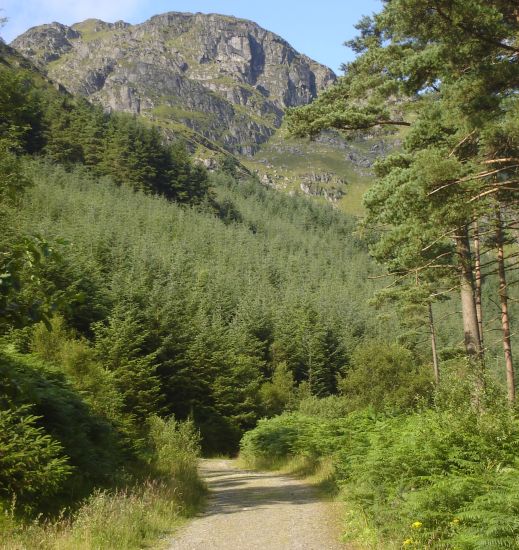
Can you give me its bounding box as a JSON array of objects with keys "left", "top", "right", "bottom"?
[{"left": 287, "top": 0, "right": 519, "bottom": 397}]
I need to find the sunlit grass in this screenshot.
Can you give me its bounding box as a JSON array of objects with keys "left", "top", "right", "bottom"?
[
  {"left": 3, "top": 416, "right": 207, "bottom": 550},
  {"left": 2, "top": 473, "right": 207, "bottom": 550}
]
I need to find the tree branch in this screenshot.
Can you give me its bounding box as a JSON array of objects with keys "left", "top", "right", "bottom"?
[
  {"left": 449, "top": 130, "right": 477, "bottom": 158},
  {"left": 334, "top": 119, "right": 411, "bottom": 131}
]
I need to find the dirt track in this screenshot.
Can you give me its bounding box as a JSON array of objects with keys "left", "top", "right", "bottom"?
[{"left": 168, "top": 459, "right": 347, "bottom": 550}]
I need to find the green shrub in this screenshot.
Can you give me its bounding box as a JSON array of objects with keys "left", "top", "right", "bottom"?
[
  {"left": 1, "top": 415, "right": 206, "bottom": 549},
  {"left": 241, "top": 375, "right": 519, "bottom": 548},
  {"left": 345, "top": 405, "right": 519, "bottom": 542},
  {"left": 240, "top": 410, "right": 376, "bottom": 471},
  {"left": 298, "top": 395, "right": 351, "bottom": 418},
  {"left": 0, "top": 348, "right": 126, "bottom": 500},
  {"left": 148, "top": 415, "right": 205, "bottom": 512},
  {"left": 452, "top": 468, "right": 519, "bottom": 549},
  {"left": 0, "top": 404, "right": 71, "bottom": 503},
  {"left": 31, "top": 318, "right": 127, "bottom": 424},
  {"left": 338, "top": 341, "right": 433, "bottom": 413},
  {"left": 259, "top": 362, "right": 295, "bottom": 416},
  {"left": 240, "top": 414, "right": 307, "bottom": 467}
]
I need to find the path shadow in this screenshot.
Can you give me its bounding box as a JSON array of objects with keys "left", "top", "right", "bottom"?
[{"left": 197, "top": 467, "right": 320, "bottom": 517}]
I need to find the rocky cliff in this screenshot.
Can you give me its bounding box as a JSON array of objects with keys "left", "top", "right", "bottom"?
[{"left": 12, "top": 13, "right": 336, "bottom": 155}]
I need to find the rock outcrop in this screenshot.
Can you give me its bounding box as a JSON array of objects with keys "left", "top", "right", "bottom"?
[
  {"left": 300, "top": 172, "right": 347, "bottom": 204},
  {"left": 12, "top": 13, "right": 336, "bottom": 154}
]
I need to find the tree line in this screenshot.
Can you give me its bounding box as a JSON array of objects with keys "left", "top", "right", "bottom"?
[{"left": 0, "top": 44, "right": 208, "bottom": 203}]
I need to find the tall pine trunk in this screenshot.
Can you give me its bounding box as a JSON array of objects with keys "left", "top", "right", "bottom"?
[
  {"left": 495, "top": 208, "right": 515, "bottom": 404},
  {"left": 428, "top": 302, "right": 440, "bottom": 384},
  {"left": 473, "top": 219, "right": 484, "bottom": 347},
  {"left": 456, "top": 227, "right": 483, "bottom": 359}
]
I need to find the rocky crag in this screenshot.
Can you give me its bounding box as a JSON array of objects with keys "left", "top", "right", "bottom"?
[{"left": 12, "top": 13, "right": 336, "bottom": 155}]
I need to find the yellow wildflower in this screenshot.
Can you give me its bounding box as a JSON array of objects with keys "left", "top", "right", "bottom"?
[
  {"left": 403, "top": 539, "right": 413, "bottom": 546},
  {"left": 411, "top": 521, "right": 423, "bottom": 529},
  {"left": 451, "top": 518, "right": 460, "bottom": 525}
]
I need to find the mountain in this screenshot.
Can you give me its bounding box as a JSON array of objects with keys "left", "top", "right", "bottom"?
[
  {"left": 12, "top": 12, "right": 400, "bottom": 215},
  {"left": 12, "top": 13, "right": 336, "bottom": 155}
]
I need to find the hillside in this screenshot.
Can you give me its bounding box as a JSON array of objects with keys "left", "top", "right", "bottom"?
[
  {"left": 244, "top": 126, "right": 403, "bottom": 216},
  {"left": 4, "top": 2, "right": 519, "bottom": 549},
  {"left": 0, "top": 42, "right": 389, "bottom": 546}
]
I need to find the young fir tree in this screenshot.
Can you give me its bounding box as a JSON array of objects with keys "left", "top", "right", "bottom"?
[{"left": 93, "top": 303, "right": 162, "bottom": 421}]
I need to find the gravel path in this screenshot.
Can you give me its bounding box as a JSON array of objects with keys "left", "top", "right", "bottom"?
[{"left": 168, "top": 458, "right": 347, "bottom": 550}]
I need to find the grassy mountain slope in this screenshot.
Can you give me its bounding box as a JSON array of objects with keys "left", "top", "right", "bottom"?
[{"left": 243, "top": 127, "right": 402, "bottom": 216}]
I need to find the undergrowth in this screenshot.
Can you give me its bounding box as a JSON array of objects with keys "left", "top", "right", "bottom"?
[
  {"left": 240, "top": 367, "right": 519, "bottom": 549},
  {"left": 1, "top": 416, "right": 206, "bottom": 550},
  {"left": 2, "top": 482, "right": 185, "bottom": 550}
]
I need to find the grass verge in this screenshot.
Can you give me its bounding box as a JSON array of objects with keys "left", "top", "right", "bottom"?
[
  {"left": 1, "top": 415, "right": 207, "bottom": 550},
  {"left": 1, "top": 477, "right": 206, "bottom": 550}
]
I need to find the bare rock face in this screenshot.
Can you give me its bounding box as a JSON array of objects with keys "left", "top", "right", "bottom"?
[
  {"left": 12, "top": 22, "right": 80, "bottom": 63},
  {"left": 300, "top": 172, "right": 347, "bottom": 204},
  {"left": 12, "top": 13, "right": 336, "bottom": 154}
]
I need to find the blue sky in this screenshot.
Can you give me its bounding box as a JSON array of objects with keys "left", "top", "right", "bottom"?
[{"left": 1, "top": 1, "right": 381, "bottom": 73}]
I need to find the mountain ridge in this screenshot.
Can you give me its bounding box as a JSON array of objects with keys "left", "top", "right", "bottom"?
[{"left": 12, "top": 12, "right": 336, "bottom": 155}]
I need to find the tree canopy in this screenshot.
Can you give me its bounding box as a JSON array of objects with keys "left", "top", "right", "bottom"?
[{"left": 287, "top": 0, "right": 519, "bottom": 400}]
